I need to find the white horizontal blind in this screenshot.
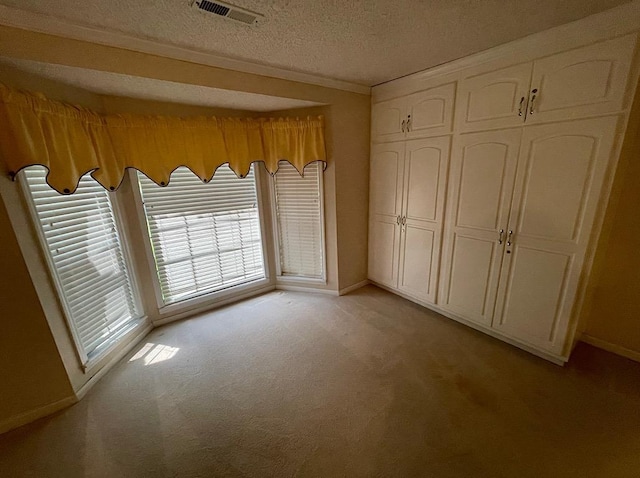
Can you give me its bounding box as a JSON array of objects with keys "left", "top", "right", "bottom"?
[
  {"left": 274, "top": 162, "right": 324, "bottom": 279},
  {"left": 22, "top": 167, "right": 140, "bottom": 362},
  {"left": 138, "top": 166, "right": 265, "bottom": 305}
]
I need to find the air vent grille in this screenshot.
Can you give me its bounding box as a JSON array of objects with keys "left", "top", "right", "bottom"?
[
  {"left": 198, "top": 0, "right": 229, "bottom": 16},
  {"left": 192, "top": 0, "right": 262, "bottom": 25}
]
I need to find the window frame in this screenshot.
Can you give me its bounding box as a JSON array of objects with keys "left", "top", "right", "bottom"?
[
  {"left": 128, "top": 166, "right": 273, "bottom": 316},
  {"left": 18, "top": 170, "right": 146, "bottom": 369},
  {"left": 269, "top": 161, "right": 327, "bottom": 284}
]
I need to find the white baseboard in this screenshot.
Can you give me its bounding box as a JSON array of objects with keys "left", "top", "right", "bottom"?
[
  {"left": 339, "top": 279, "right": 370, "bottom": 296},
  {"left": 75, "top": 323, "right": 153, "bottom": 400},
  {"left": 0, "top": 395, "right": 77, "bottom": 435},
  {"left": 580, "top": 334, "right": 640, "bottom": 363},
  {"left": 275, "top": 284, "right": 339, "bottom": 295}
]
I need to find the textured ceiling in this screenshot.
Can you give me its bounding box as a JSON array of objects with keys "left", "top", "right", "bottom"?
[
  {"left": 0, "top": 57, "right": 322, "bottom": 111},
  {"left": 0, "top": 0, "right": 633, "bottom": 86}
]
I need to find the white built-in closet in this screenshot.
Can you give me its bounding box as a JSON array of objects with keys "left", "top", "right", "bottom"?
[{"left": 368, "top": 10, "right": 640, "bottom": 363}]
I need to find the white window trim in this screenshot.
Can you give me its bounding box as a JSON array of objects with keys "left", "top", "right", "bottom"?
[
  {"left": 18, "top": 172, "right": 147, "bottom": 370},
  {"left": 269, "top": 162, "right": 327, "bottom": 284},
  {"left": 128, "top": 166, "right": 273, "bottom": 316}
]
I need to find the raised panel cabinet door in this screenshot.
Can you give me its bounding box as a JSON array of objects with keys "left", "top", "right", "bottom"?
[
  {"left": 398, "top": 137, "right": 451, "bottom": 302},
  {"left": 405, "top": 83, "right": 456, "bottom": 139},
  {"left": 372, "top": 96, "right": 407, "bottom": 142},
  {"left": 438, "top": 129, "right": 522, "bottom": 325},
  {"left": 527, "top": 34, "right": 637, "bottom": 124},
  {"left": 368, "top": 218, "right": 402, "bottom": 288},
  {"left": 457, "top": 63, "right": 532, "bottom": 132},
  {"left": 493, "top": 117, "right": 619, "bottom": 354},
  {"left": 369, "top": 143, "right": 405, "bottom": 288},
  {"left": 370, "top": 143, "right": 405, "bottom": 217}
]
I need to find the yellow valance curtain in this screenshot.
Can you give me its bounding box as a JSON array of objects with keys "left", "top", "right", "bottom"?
[{"left": 0, "top": 84, "right": 326, "bottom": 194}]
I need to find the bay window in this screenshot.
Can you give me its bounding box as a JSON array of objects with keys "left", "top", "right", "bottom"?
[
  {"left": 21, "top": 167, "right": 142, "bottom": 364},
  {"left": 20, "top": 161, "right": 325, "bottom": 365},
  {"left": 136, "top": 165, "right": 266, "bottom": 306}
]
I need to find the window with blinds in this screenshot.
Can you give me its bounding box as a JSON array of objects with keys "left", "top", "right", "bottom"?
[
  {"left": 137, "top": 165, "right": 265, "bottom": 305},
  {"left": 273, "top": 161, "right": 325, "bottom": 279},
  {"left": 22, "top": 167, "right": 141, "bottom": 363}
]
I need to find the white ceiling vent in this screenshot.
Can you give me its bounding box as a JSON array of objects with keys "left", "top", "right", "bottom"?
[{"left": 191, "top": 0, "right": 263, "bottom": 25}]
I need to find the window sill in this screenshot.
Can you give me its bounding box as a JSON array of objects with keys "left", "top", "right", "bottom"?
[
  {"left": 156, "top": 277, "right": 273, "bottom": 318},
  {"left": 276, "top": 275, "right": 327, "bottom": 286},
  {"left": 83, "top": 316, "right": 151, "bottom": 377}
]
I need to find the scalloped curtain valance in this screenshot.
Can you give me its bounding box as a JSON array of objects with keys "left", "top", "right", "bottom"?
[{"left": 0, "top": 84, "right": 326, "bottom": 194}]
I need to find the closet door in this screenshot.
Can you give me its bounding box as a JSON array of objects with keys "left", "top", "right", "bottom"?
[
  {"left": 368, "top": 142, "right": 405, "bottom": 288},
  {"left": 493, "top": 117, "right": 619, "bottom": 354},
  {"left": 457, "top": 63, "right": 532, "bottom": 132},
  {"left": 405, "top": 83, "right": 456, "bottom": 139},
  {"left": 439, "top": 129, "right": 521, "bottom": 325},
  {"left": 372, "top": 97, "right": 407, "bottom": 143},
  {"left": 527, "top": 34, "right": 637, "bottom": 124},
  {"left": 397, "top": 137, "right": 450, "bottom": 303}
]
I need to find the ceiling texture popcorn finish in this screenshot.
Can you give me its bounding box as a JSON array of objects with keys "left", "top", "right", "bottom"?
[
  {"left": 0, "top": 0, "right": 632, "bottom": 86},
  {"left": 0, "top": 57, "right": 322, "bottom": 111}
]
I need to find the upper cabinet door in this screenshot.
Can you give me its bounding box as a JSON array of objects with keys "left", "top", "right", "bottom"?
[
  {"left": 405, "top": 83, "right": 456, "bottom": 139},
  {"left": 457, "top": 63, "right": 532, "bottom": 132},
  {"left": 492, "top": 117, "right": 619, "bottom": 354},
  {"left": 438, "top": 129, "right": 521, "bottom": 325},
  {"left": 527, "top": 34, "right": 637, "bottom": 123},
  {"left": 372, "top": 97, "right": 407, "bottom": 143},
  {"left": 397, "top": 137, "right": 451, "bottom": 303}
]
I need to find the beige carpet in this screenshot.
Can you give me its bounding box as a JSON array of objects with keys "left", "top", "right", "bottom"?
[{"left": 1, "top": 285, "right": 639, "bottom": 477}]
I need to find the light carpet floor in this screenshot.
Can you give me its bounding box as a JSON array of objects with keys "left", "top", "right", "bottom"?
[{"left": 1, "top": 285, "right": 639, "bottom": 477}]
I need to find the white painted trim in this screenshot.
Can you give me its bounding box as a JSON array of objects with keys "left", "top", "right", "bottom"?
[
  {"left": 275, "top": 284, "right": 338, "bottom": 296},
  {"left": 76, "top": 322, "right": 153, "bottom": 399},
  {"left": 339, "top": 279, "right": 370, "bottom": 296},
  {"left": 276, "top": 276, "right": 327, "bottom": 286},
  {"left": 153, "top": 284, "right": 276, "bottom": 326},
  {"left": 0, "top": 5, "right": 370, "bottom": 96},
  {"left": 580, "top": 334, "right": 640, "bottom": 363},
  {"left": 157, "top": 278, "right": 273, "bottom": 316},
  {"left": 371, "top": 281, "right": 567, "bottom": 366},
  {"left": 0, "top": 395, "right": 77, "bottom": 435}
]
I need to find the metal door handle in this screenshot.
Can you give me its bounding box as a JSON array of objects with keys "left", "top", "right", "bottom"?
[
  {"left": 402, "top": 216, "right": 407, "bottom": 226},
  {"left": 498, "top": 229, "right": 504, "bottom": 244},
  {"left": 397, "top": 215, "right": 401, "bottom": 225},
  {"left": 406, "top": 115, "right": 411, "bottom": 132},
  {"left": 518, "top": 96, "right": 525, "bottom": 116},
  {"left": 529, "top": 89, "right": 537, "bottom": 115},
  {"left": 507, "top": 230, "right": 513, "bottom": 246},
  {"left": 401, "top": 120, "right": 406, "bottom": 132}
]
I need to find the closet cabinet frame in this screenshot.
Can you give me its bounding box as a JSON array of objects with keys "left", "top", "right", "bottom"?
[{"left": 369, "top": 8, "right": 640, "bottom": 363}]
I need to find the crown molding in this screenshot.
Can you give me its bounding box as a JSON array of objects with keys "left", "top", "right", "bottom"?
[{"left": 0, "top": 5, "right": 371, "bottom": 96}]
